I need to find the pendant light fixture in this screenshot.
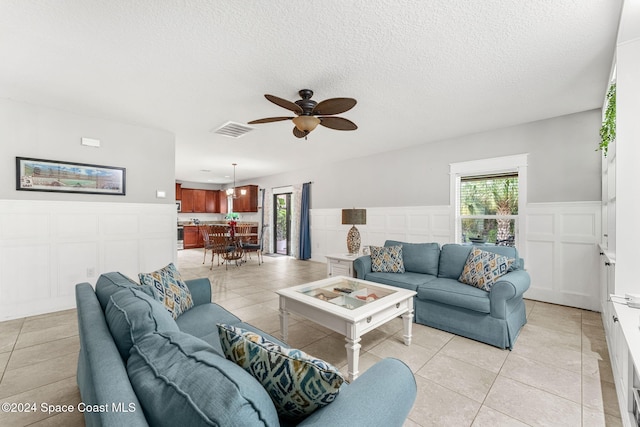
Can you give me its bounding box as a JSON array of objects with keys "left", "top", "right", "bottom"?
[{"left": 226, "top": 163, "right": 238, "bottom": 199}]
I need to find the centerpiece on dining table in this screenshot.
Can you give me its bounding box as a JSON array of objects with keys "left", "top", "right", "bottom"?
[{"left": 225, "top": 212, "right": 240, "bottom": 238}]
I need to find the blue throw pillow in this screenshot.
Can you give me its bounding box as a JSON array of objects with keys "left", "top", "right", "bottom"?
[
  {"left": 105, "top": 287, "right": 179, "bottom": 360},
  {"left": 95, "top": 272, "right": 155, "bottom": 311},
  {"left": 138, "top": 263, "right": 193, "bottom": 319},
  {"left": 370, "top": 245, "right": 405, "bottom": 273},
  {"left": 217, "top": 324, "right": 345, "bottom": 420},
  {"left": 458, "top": 248, "right": 514, "bottom": 291},
  {"left": 127, "top": 330, "right": 279, "bottom": 427}
]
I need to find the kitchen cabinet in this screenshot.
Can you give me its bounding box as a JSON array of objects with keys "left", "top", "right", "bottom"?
[
  {"left": 176, "top": 183, "right": 182, "bottom": 200},
  {"left": 232, "top": 185, "right": 258, "bottom": 212},
  {"left": 205, "top": 190, "right": 218, "bottom": 213},
  {"left": 183, "top": 226, "right": 200, "bottom": 249},
  {"left": 219, "top": 191, "right": 228, "bottom": 214},
  {"left": 181, "top": 189, "right": 206, "bottom": 213},
  {"left": 184, "top": 225, "right": 205, "bottom": 249},
  {"left": 179, "top": 188, "right": 225, "bottom": 213}
]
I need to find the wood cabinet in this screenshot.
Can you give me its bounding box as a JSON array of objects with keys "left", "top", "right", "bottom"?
[
  {"left": 183, "top": 226, "right": 200, "bottom": 249},
  {"left": 232, "top": 185, "right": 258, "bottom": 212},
  {"left": 219, "top": 191, "right": 228, "bottom": 214},
  {"left": 205, "top": 190, "right": 218, "bottom": 213},
  {"left": 184, "top": 225, "right": 206, "bottom": 249},
  {"left": 181, "top": 189, "right": 206, "bottom": 213},
  {"left": 179, "top": 187, "right": 226, "bottom": 213}
]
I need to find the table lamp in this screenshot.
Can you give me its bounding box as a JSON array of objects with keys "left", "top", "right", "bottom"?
[{"left": 342, "top": 208, "right": 367, "bottom": 255}]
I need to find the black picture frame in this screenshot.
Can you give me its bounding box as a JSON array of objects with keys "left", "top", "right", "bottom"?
[{"left": 16, "top": 157, "right": 126, "bottom": 196}]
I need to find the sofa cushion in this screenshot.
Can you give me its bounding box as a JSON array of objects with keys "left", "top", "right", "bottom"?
[
  {"left": 95, "top": 271, "right": 155, "bottom": 311},
  {"left": 385, "top": 240, "right": 440, "bottom": 275},
  {"left": 417, "top": 278, "right": 490, "bottom": 313},
  {"left": 127, "top": 330, "right": 279, "bottom": 427},
  {"left": 139, "top": 263, "right": 194, "bottom": 319},
  {"left": 218, "top": 324, "right": 344, "bottom": 420},
  {"left": 459, "top": 247, "right": 514, "bottom": 291},
  {"left": 437, "top": 244, "right": 474, "bottom": 279},
  {"left": 175, "top": 303, "right": 242, "bottom": 354},
  {"left": 105, "top": 287, "right": 179, "bottom": 361},
  {"left": 370, "top": 245, "right": 405, "bottom": 273},
  {"left": 363, "top": 271, "right": 436, "bottom": 291}
]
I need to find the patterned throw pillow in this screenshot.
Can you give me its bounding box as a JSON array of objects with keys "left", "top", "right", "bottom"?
[
  {"left": 217, "top": 324, "right": 344, "bottom": 419},
  {"left": 138, "top": 263, "right": 193, "bottom": 319},
  {"left": 459, "top": 248, "right": 514, "bottom": 291},
  {"left": 370, "top": 245, "right": 405, "bottom": 273}
]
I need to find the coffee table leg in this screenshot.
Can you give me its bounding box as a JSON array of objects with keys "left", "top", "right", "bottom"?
[
  {"left": 345, "top": 336, "right": 361, "bottom": 382},
  {"left": 279, "top": 297, "right": 289, "bottom": 342},
  {"left": 402, "top": 308, "right": 414, "bottom": 346}
]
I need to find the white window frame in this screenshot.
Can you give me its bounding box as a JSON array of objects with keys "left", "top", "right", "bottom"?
[{"left": 450, "top": 154, "right": 528, "bottom": 255}]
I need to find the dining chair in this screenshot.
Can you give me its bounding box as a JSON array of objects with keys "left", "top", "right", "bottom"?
[
  {"left": 235, "top": 222, "right": 254, "bottom": 245},
  {"left": 221, "top": 237, "right": 244, "bottom": 270},
  {"left": 199, "top": 225, "right": 214, "bottom": 264},
  {"left": 209, "top": 225, "right": 232, "bottom": 269},
  {"left": 242, "top": 224, "right": 268, "bottom": 265}
]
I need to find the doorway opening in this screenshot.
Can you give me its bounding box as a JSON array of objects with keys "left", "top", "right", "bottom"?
[{"left": 274, "top": 193, "right": 292, "bottom": 255}]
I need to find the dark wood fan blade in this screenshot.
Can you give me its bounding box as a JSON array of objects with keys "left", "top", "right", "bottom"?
[
  {"left": 293, "top": 127, "right": 307, "bottom": 138},
  {"left": 247, "top": 117, "right": 293, "bottom": 124},
  {"left": 319, "top": 116, "right": 358, "bottom": 131},
  {"left": 313, "top": 98, "right": 357, "bottom": 115},
  {"left": 265, "top": 94, "right": 303, "bottom": 114}
]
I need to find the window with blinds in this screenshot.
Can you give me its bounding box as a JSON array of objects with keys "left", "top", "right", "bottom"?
[{"left": 459, "top": 173, "right": 518, "bottom": 246}]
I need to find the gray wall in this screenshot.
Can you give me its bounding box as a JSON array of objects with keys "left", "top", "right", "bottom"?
[
  {"left": 246, "top": 110, "right": 602, "bottom": 208},
  {"left": 0, "top": 98, "right": 175, "bottom": 203}
]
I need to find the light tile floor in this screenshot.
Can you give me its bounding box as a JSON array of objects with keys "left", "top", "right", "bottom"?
[{"left": 0, "top": 249, "right": 622, "bottom": 426}]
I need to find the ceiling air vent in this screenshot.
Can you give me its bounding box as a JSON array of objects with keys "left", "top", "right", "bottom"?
[{"left": 212, "top": 121, "right": 254, "bottom": 138}]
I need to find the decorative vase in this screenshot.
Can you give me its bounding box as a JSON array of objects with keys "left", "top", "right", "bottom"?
[{"left": 346, "top": 225, "right": 361, "bottom": 255}]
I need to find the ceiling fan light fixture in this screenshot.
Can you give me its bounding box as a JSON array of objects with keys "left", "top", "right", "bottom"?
[{"left": 292, "top": 116, "right": 321, "bottom": 132}]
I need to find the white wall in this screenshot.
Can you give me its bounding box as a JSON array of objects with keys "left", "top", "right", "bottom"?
[
  {"left": 248, "top": 110, "right": 601, "bottom": 209},
  {"left": 0, "top": 98, "right": 176, "bottom": 203},
  {"left": 613, "top": 19, "right": 640, "bottom": 297},
  {"left": 0, "top": 98, "right": 177, "bottom": 320},
  {"left": 250, "top": 110, "right": 603, "bottom": 310}
]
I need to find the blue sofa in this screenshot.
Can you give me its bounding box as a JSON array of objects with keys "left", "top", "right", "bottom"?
[
  {"left": 75, "top": 272, "right": 416, "bottom": 427},
  {"left": 354, "top": 241, "right": 530, "bottom": 349}
]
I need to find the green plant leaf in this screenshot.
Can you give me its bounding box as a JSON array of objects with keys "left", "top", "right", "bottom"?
[{"left": 599, "top": 83, "right": 616, "bottom": 157}]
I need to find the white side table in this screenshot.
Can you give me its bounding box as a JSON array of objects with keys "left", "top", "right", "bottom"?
[{"left": 325, "top": 253, "right": 359, "bottom": 278}]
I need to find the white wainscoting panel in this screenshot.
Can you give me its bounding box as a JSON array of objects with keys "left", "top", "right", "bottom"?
[
  {"left": 524, "top": 202, "right": 601, "bottom": 311},
  {"left": 311, "top": 202, "right": 601, "bottom": 311},
  {"left": 310, "top": 206, "right": 452, "bottom": 262},
  {"left": 0, "top": 200, "right": 177, "bottom": 320}
]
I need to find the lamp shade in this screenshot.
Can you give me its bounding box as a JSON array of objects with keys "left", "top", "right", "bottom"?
[
  {"left": 292, "top": 115, "right": 321, "bottom": 132},
  {"left": 342, "top": 209, "right": 366, "bottom": 225}
]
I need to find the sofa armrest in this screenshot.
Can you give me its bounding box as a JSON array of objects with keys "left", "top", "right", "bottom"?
[
  {"left": 297, "top": 358, "right": 416, "bottom": 427},
  {"left": 353, "top": 255, "right": 372, "bottom": 279},
  {"left": 489, "top": 270, "right": 531, "bottom": 319},
  {"left": 185, "top": 278, "right": 212, "bottom": 306}
]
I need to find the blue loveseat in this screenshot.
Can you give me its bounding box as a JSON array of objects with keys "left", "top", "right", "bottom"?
[
  {"left": 354, "top": 241, "right": 530, "bottom": 349},
  {"left": 75, "top": 272, "right": 416, "bottom": 427}
]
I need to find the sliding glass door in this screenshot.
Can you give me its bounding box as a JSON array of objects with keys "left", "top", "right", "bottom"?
[{"left": 274, "top": 193, "right": 291, "bottom": 255}]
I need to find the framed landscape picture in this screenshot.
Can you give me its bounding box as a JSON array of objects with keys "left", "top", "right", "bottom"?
[{"left": 16, "top": 157, "right": 126, "bottom": 195}]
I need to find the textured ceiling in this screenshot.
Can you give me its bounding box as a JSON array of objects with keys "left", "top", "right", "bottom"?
[{"left": 0, "top": 0, "right": 622, "bottom": 184}]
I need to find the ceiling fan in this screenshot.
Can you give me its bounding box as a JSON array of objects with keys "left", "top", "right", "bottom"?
[{"left": 248, "top": 89, "right": 357, "bottom": 139}]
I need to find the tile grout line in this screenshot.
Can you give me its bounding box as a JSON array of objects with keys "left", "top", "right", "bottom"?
[{"left": 0, "top": 317, "right": 26, "bottom": 386}]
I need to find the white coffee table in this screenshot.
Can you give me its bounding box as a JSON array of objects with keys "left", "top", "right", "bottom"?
[{"left": 276, "top": 276, "right": 416, "bottom": 382}]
